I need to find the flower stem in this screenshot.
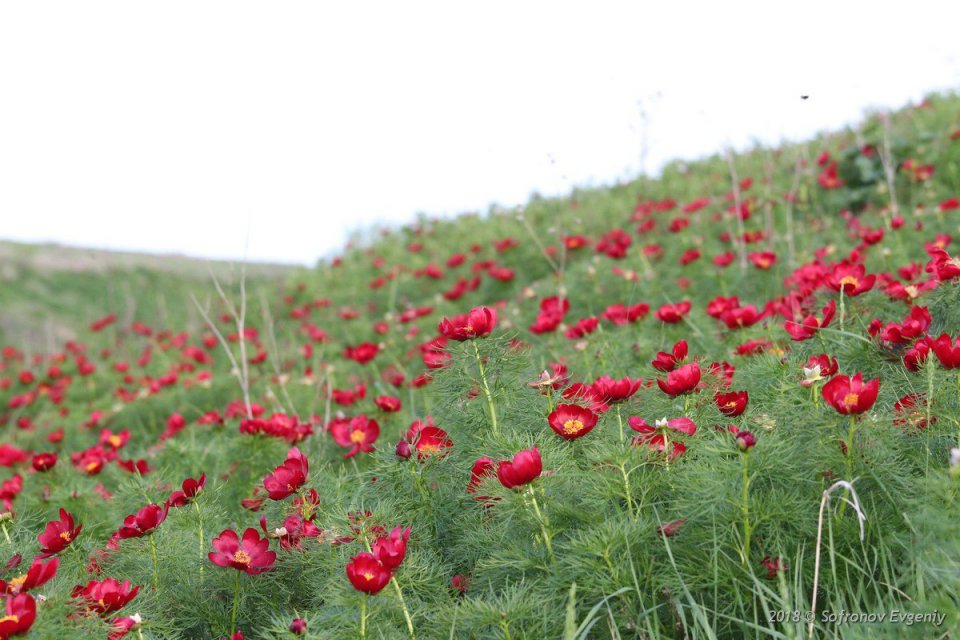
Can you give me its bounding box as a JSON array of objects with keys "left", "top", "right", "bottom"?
[
  {"left": 838, "top": 289, "right": 846, "bottom": 332},
  {"left": 391, "top": 576, "right": 416, "bottom": 639},
  {"left": 741, "top": 452, "right": 751, "bottom": 565},
  {"left": 616, "top": 404, "right": 624, "bottom": 444},
  {"left": 526, "top": 486, "right": 554, "bottom": 562},
  {"left": 194, "top": 501, "right": 205, "bottom": 577},
  {"left": 230, "top": 570, "right": 240, "bottom": 634},
  {"left": 472, "top": 341, "right": 498, "bottom": 434},
  {"left": 149, "top": 534, "right": 159, "bottom": 590},
  {"left": 360, "top": 593, "right": 367, "bottom": 640},
  {"left": 0, "top": 522, "right": 9, "bottom": 545},
  {"left": 619, "top": 463, "right": 635, "bottom": 518},
  {"left": 839, "top": 415, "right": 857, "bottom": 518}
]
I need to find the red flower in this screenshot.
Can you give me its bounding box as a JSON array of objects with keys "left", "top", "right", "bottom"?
[
  {"left": 343, "top": 342, "right": 380, "bottom": 364},
  {"left": 438, "top": 307, "right": 497, "bottom": 341},
  {"left": 654, "top": 301, "right": 691, "bottom": 323},
  {"left": 329, "top": 416, "right": 380, "bottom": 458},
  {"left": 117, "top": 503, "right": 169, "bottom": 539},
  {"left": 30, "top": 453, "right": 57, "bottom": 472},
  {"left": 168, "top": 473, "right": 206, "bottom": 507},
  {"left": 372, "top": 526, "right": 411, "bottom": 570},
  {"left": 467, "top": 458, "right": 496, "bottom": 495},
  {"left": 0, "top": 557, "right": 59, "bottom": 595},
  {"left": 783, "top": 300, "right": 835, "bottom": 341},
  {"left": 929, "top": 334, "right": 960, "bottom": 369},
  {"left": 715, "top": 391, "right": 748, "bottom": 417},
  {"left": 827, "top": 264, "right": 876, "bottom": 297},
  {"left": 37, "top": 508, "right": 81, "bottom": 558},
  {"left": 656, "top": 518, "right": 687, "bottom": 537},
  {"left": 374, "top": 395, "right": 402, "bottom": 412},
  {"left": 629, "top": 416, "right": 695, "bottom": 460},
  {"left": 822, "top": 373, "right": 880, "bottom": 415},
  {"left": 290, "top": 618, "right": 308, "bottom": 635},
  {"left": 0, "top": 593, "right": 36, "bottom": 637},
  {"left": 735, "top": 430, "right": 757, "bottom": 452},
  {"left": 497, "top": 447, "right": 543, "bottom": 489},
  {"left": 405, "top": 420, "right": 452, "bottom": 460},
  {"left": 817, "top": 162, "right": 844, "bottom": 189},
  {"left": 71, "top": 577, "right": 140, "bottom": 615},
  {"left": 547, "top": 404, "right": 598, "bottom": 440},
  {"left": 345, "top": 552, "right": 391, "bottom": 594},
  {"left": 108, "top": 614, "right": 143, "bottom": 640},
  {"left": 657, "top": 362, "right": 701, "bottom": 397},
  {"left": 263, "top": 447, "right": 309, "bottom": 500},
  {"left": 761, "top": 555, "right": 787, "bottom": 580},
  {"left": 651, "top": 340, "right": 687, "bottom": 372},
  {"left": 208, "top": 528, "right": 276, "bottom": 575},
  {"left": 591, "top": 376, "right": 641, "bottom": 404},
  {"left": 800, "top": 354, "right": 839, "bottom": 386}
]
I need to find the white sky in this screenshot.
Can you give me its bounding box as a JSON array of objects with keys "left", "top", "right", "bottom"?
[{"left": 2, "top": 1, "right": 959, "bottom": 265}]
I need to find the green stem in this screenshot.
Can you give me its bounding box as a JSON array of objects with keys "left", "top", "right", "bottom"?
[
  {"left": 839, "top": 415, "right": 857, "bottom": 518},
  {"left": 616, "top": 404, "right": 624, "bottom": 444},
  {"left": 391, "top": 576, "right": 416, "bottom": 640},
  {"left": 230, "top": 570, "right": 241, "bottom": 634},
  {"left": 620, "top": 463, "right": 634, "bottom": 518},
  {"left": 472, "top": 341, "right": 498, "bottom": 434},
  {"left": 527, "top": 487, "right": 555, "bottom": 562},
  {"left": 149, "top": 534, "right": 159, "bottom": 590},
  {"left": 360, "top": 593, "right": 367, "bottom": 640},
  {"left": 69, "top": 543, "right": 85, "bottom": 573},
  {"left": 0, "top": 522, "right": 9, "bottom": 545},
  {"left": 838, "top": 289, "right": 845, "bottom": 332},
  {"left": 194, "top": 501, "right": 205, "bottom": 577},
  {"left": 741, "top": 452, "right": 751, "bottom": 565}
]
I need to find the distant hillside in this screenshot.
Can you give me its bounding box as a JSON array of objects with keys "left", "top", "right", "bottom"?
[{"left": 0, "top": 240, "right": 300, "bottom": 351}]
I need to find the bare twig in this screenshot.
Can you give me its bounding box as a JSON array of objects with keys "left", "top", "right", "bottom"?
[
  {"left": 878, "top": 111, "right": 900, "bottom": 219},
  {"left": 190, "top": 293, "right": 250, "bottom": 415},
  {"left": 210, "top": 266, "right": 253, "bottom": 419},
  {"left": 724, "top": 149, "right": 748, "bottom": 272},
  {"left": 809, "top": 480, "right": 867, "bottom": 639}
]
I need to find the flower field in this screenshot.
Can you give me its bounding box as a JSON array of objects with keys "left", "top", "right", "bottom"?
[{"left": 2, "top": 94, "right": 960, "bottom": 639}]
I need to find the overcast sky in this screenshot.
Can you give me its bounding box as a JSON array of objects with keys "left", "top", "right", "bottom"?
[{"left": 2, "top": 2, "right": 958, "bottom": 265}]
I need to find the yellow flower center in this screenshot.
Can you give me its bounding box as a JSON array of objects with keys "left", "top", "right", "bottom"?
[
  {"left": 233, "top": 550, "right": 251, "bottom": 565},
  {"left": 85, "top": 461, "right": 99, "bottom": 473},
  {"left": 839, "top": 275, "right": 859, "bottom": 288},
  {"left": 563, "top": 419, "right": 585, "bottom": 435},
  {"left": 60, "top": 530, "right": 73, "bottom": 541},
  {"left": 0, "top": 615, "right": 19, "bottom": 624},
  {"left": 418, "top": 444, "right": 441, "bottom": 454},
  {"left": 843, "top": 393, "right": 860, "bottom": 407},
  {"left": 108, "top": 435, "right": 123, "bottom": 448},
  {"left": 349, "top": 429, "right": 366, "bottom": 444},
  {"left": 8, "top": 575, "right": 27, "bottom": 592},
  {"left": 362, "top": 571, "right": 375, "bottom": 581}
]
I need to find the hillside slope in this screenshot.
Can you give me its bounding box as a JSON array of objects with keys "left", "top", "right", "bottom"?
[{"left": 1, "top": 93, "right": 960, "bottom": 639}]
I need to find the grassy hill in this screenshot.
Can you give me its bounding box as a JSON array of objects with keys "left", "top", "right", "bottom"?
[{"left": 1, "top": 92, "right": 960, "bottom": 639}]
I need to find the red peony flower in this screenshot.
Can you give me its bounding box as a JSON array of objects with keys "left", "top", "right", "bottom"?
[
  {"left": 438, "top": 307, "right": 497, "bottom": 341},
  {"left": 929, "top": 334, "right": 960, "bottom": 369},
  {"left": 71, "top": 577, "right": 140, "bottom": 615},
  {"left": 657, "top": 362, "right": 701, "bottom": 397},
  {"left": 263, "top": 448, "right": 309, "bottom": 500},
  {"left": 117, "top": 503, "right": 169, "bottom": 539},
  {"left": 822, "top": 373, "right": 880, "bottom": 415},
  {"left": 497, "top": 447, "right": 543, "bottom": 489},
  {"left": 651, "top": 340, "right": 687, "bottom": 372},
  {"left": 547, "top": 404, "right": 598, "bottom": 440},
  {"left": 783, "top": 300, "right": 835, "bottom": 341},
  {"left": 345, "top": 552, "right": 391, "bottom": 594},
  {"left": 168, "top": 473, "right": 206, "bottom": 507},
  {"left": 30, "top": 453, "right": 57, "bottom": 472},
  {"left": 629, "top": 416, "right": 695, "bottom": 460},
  {"left": 591, "top": 376, "right": 642, "bottom": 404},
  {"left": 714, "top": 391, "right": 748, "bottom": 417},
  {"left": 372, "top": 526, "right": 411, "bottom": 570},
  {"left": 38, "top": 508, "right": 82, "bottom": 558},
  {"left": 374, "top": 395, "right": 402, "bottom": 412},
  {"left": 0, "top": 593, "right": 36, "bottom": 637},
  {"left": 827, "top": 264, "right": 876, "bottom": 297},
  {"left": 208, "top": 528, "right": 276, "bottom": 575},
  {"left": 0, "top": 557, "right": 59, "bottom": 595},
  {"left": 654, "top": 301, "right": 692, "bottom": 323},
  {"left": 329, "top": 416, "right": 380, "bottom": 458}
]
